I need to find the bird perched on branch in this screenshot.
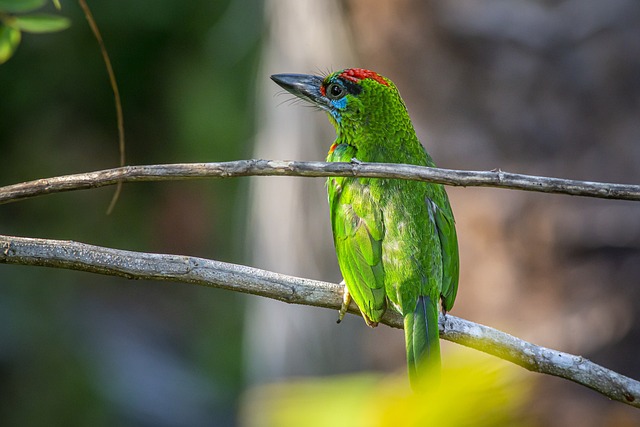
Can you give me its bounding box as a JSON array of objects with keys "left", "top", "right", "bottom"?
[{"left": 271, "top": 68, "right": 459, "bottom": 388}]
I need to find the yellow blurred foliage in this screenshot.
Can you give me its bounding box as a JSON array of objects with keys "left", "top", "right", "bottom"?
[{"left": 241, "top": 348, "right": 534, "bottom": 427}]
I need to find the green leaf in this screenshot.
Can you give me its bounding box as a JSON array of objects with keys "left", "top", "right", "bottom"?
[
  {"left": 11, "top": 13, "right": 69, "bottom": 33},
  {"left": 0, "top": 24, "right": 21, "bottom": 64},
  {"left": 51, "top": 0, "right": 60, "bottom": 10},
  {"left": 0, "top": 0, "right": 46, "bottom": 13}
]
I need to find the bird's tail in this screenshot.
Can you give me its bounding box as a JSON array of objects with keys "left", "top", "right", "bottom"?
[{"left": 404, "top": 295, "right": 441, "bottom": 389}]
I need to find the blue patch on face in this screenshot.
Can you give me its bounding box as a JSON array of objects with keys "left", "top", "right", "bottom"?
[
  {"left": 329, "top": 97, "right": 347, "bottom": 123},
  {"left": 332, "top": 97, "right": 347, "bottom": 110}
]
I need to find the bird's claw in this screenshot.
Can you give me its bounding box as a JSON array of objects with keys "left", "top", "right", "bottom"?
[{"left": 337, "top": 281, "right": 351, "bottom": 324}]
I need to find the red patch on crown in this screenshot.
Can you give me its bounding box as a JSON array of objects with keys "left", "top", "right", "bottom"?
[{"left": 339, "top": 68, "right": 389, "bottom": 86}]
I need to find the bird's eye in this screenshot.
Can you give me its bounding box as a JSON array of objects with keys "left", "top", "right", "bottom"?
[{"left": 326, "top": 83, "right": 345, "bottom": 100}]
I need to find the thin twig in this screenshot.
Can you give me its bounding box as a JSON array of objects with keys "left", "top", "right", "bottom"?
[
  {"left": 0, "top": 234, "right": 638, "bottom": 407},
  {"left": 78, "top": 0, "right": 125, "bottom": 214},
  {"left": 1, "top": 160, "right": 639, "bottom": 205}
]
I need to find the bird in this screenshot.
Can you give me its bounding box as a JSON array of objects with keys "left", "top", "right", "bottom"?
[{"left": 271, "top": 68, "right": 459, "bottom": 388}]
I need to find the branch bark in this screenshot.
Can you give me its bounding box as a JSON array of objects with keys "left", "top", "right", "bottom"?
[
  {"left": 1, "top": 234, "right": 638, "bottom": 407},
  {"left": 2, "top": 160, "right": 640, "bottom": 205}
]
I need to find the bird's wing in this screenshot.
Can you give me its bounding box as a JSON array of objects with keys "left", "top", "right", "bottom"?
[
  {"left": 428, "top": 192, "right": 459, "bottom": 312},
  {"left": 330, "top": 178, "right": 386, "bottom": 324}
]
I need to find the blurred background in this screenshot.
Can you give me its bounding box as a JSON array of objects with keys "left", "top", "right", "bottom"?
[{"left": 1, "top": 0, "right": 639, "bottom": 425}]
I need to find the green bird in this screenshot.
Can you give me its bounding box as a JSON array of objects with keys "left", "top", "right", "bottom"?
[{"left": 271, "top": 68, "right": 459, "bottom": 387}]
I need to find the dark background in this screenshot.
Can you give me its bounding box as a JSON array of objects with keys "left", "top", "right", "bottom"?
[{"left": 1, "top": 0, "right": 639, "bottom": 425}]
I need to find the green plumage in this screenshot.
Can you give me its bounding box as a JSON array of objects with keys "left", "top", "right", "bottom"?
[{"left": 271, "top": 69, "right": 459, "bottom": 388}]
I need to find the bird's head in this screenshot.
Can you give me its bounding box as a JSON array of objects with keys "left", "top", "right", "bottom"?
[{"left": 271, "top": 68, "right": 408, "bottom": 136}]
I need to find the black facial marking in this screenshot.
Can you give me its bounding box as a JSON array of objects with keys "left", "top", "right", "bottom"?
[{"left": 340, "top": 78, "right": 363, "bottom": 96}]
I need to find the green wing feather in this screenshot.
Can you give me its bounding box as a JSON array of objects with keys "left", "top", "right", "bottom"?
[
  {"left": 329, "top": 175, "right": 386, "bottom": 324},
  {"left": 429, "top": 191, "right": 459, "bottom": 312}
]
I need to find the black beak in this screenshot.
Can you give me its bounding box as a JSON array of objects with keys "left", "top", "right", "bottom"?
[{"left": 271, "top": 74, "right": 329, "bottom": 109}]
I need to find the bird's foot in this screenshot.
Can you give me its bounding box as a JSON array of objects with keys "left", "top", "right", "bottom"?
[
  {"left": 337, "top": 281, "right": 351, "bottom": 324},
  {"left": 441, "top": 308, "right": 449, "bottom": 332},
  {"left": 350, "top": 157, "right": 362, "bottom": 165}
]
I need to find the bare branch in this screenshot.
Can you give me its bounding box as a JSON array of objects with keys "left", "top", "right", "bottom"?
[
  {"left": 1, "top": 160, "right": 639, "bottom": 205},
  {"left": 1, "top": 234, "right": 638, "bottom": 407}
]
